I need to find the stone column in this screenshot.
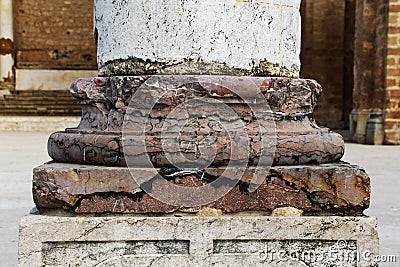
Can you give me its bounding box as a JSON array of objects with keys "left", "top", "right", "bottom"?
[
  {"left": 20, "top": 1, "right": 378, "bottom": 266},
  {"left": 95, "top": 0, "right": 301, "bottom": 78},
  {"left": 0, "top": 0, "right": 14, "bottom": 83}
]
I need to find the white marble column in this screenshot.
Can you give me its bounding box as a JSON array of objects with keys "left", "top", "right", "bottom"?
[
  {"left": 95, "top": 0, "right": 301, "bottom": 77},
  {"left": 0, "top": 0, "right": 14, "bottom": 82}
]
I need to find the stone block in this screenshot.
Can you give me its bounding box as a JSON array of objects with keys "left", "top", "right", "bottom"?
[
  {"left": 33, "top": 162, "right": 370, "bottom": 215},
  {"left": 19, "top": 215, "right": 379, "bottom": 266}
]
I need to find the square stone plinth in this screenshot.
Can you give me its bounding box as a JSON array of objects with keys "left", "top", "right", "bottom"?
[
  {"left": 33, "top": 162, "right": 370, "bottom": 215},
  {"left": 19, "top": 215, "right": 379, "bottom": 267}
]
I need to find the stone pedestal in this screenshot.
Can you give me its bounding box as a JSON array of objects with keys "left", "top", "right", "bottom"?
[
  {"left": 19, "top": 0, "right": 379, "bottom": 266},
  {"left": 19, "top": 215, "right": 379, "bottom": 267}
]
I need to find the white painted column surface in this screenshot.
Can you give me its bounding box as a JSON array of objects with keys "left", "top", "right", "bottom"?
[
  {"left": 0, "top": 0, "right": 14, "bottom": 82},
  {"left": 95, "top": 0, "right": 301, "bottom": 77}
]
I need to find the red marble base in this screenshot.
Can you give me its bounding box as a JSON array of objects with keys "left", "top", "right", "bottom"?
[{"left": 47, "top": 75, "right": 344, "bottom": 167}]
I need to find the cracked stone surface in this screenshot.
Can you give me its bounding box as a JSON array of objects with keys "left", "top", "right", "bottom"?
[
  {"left": 95, "top": 0, "right": 301, "bottom": 77},
  {"left": 47, "top": 76, "right": 345, "bottom": 167},
  {"left": 33, "top": 162, "right": 370, "bottom": 215},
  {"left": 19, "top": 216, "right": 379, "bottom": 266},
  {"left": 48, "top": 131, "right": 344, "bottom": 167}
]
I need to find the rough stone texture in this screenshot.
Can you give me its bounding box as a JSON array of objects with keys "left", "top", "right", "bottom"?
[
  {"left": 33, "top": 162, "right": 370, "bottom": 215},
  {"left": 95, "top": 0, "right": 301, "bottom": 77},
  {"left": 47, "top": 76, "right": 345, "bottom": 167},
  {"left": 19, "top": 215, "right": 379, "bottom": 266},
  {"left": 48, "top": 131, "right": 344, "bottom": 167},
  {"left": 69, "top": 76, "right": 322, "bottom": 118}
]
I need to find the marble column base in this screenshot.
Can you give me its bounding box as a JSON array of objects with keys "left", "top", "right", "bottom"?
[
  {"left": 19, "top": 215, "right": 379, "bottom": 267},
  {"left": 47, "top": 75, "right": 345, "bottom": 167},
  {"left": 48, "top": 130, "right": 344, "bottom": 167}
]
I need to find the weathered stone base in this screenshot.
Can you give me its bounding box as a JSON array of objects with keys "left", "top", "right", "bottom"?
[
  {"left": 33, "top": 162, "right": 370, "bottom": 215},
  {"left": 19, "top": 215, "right": 379, "bottom": 267}
]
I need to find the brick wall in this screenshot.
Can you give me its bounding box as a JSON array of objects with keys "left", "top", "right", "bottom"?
[
  {"left": 300, "top": 0, "right": 347, "bottom": 129},
  {"left": 13, "top": 0, "right": 97, "bottom": 69},
  {"left": 350, "top": 0, "right": 389, "bottom": 144},
  {"left": 386, "top": 0, "right": 400, "bottom": 144},
  {"left": 353, "top": 0, "right": 388, "bottom": 112}
]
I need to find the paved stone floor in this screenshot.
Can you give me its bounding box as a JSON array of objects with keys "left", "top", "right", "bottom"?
[{"left": 0, "top": 132, "right": 399, "bottom": 266}]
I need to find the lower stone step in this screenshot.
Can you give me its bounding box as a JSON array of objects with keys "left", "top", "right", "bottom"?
[{"left": 18, "top": 215, "right": 379, "bottom": 267}]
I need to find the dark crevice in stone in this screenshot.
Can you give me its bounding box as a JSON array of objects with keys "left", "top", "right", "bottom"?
[
  {"left": 141, "top": 167, "right": 252, "bottom": 193},
  {"left": 301, "top": 189, "right": 365, "bottom": 216}
]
